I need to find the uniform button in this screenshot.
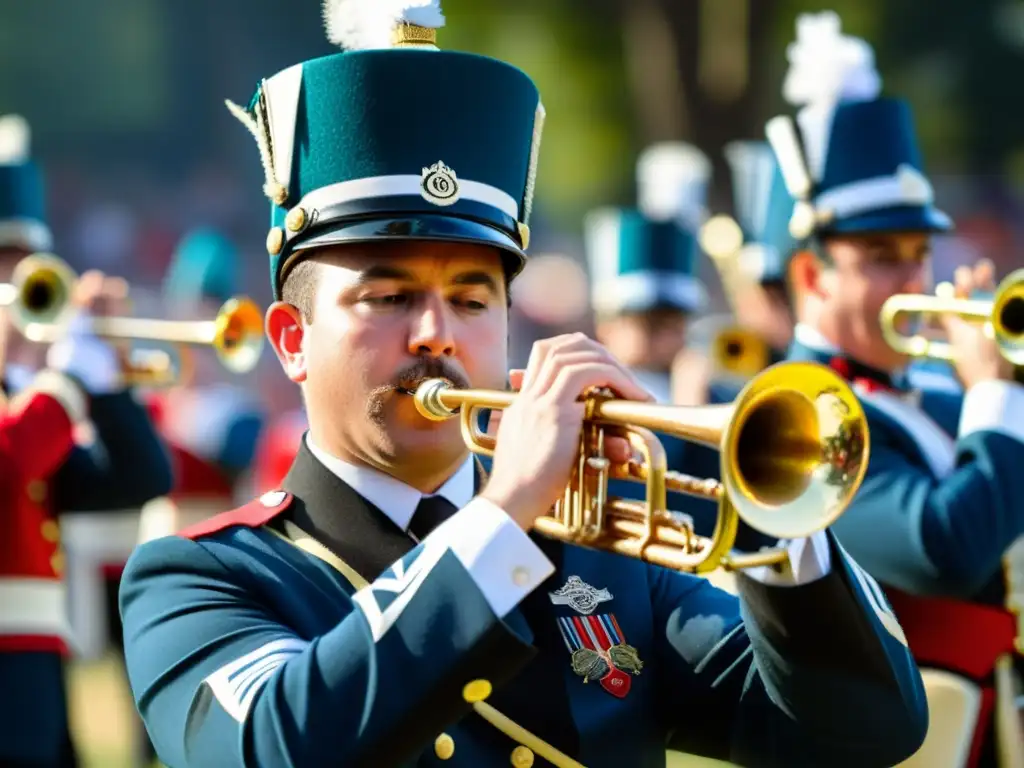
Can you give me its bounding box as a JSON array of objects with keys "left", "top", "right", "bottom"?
[
  {"left": 512, "top": 567, "right": 530, "bottom": 587},
  {"left": 27, "top": 480, "right": 47, "bottom": 503},
  {"left": 434, "top": 733, "right": 455, "bottom": 760},
  {"left": 462, "top": 679, "right": 492, "bottom": 703},
  {"left": 50, "top": 552, "right": 65, "bottom": 576},
  {"left": 510, "top": 745, "right": 534, "bottom": 768},
  {"left": 40, "top": 520, "right": 60, "bottom": 543}
]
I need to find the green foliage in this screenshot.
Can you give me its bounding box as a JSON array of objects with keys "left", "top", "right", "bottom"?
[{"left": 439, "top": 0, "right": 634, "bottom": 226}]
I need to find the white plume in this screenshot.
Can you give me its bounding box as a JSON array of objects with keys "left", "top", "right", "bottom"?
[
  {"left": 0, "top": 115, "right": 31, "bottom": 165},
  {"left": 782, "top": 11, "right": 881, "bottom": 108},
  {"left": 323, "top": 0, "right": 445, "bottom": 51},
  {"left": 636, "top": 142, "right": 711, "bottom": 229}
]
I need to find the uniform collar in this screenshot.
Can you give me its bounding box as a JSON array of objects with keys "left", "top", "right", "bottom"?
[
  {"left": 791, "top": 322, "right": 909, "bottom": 393},
  {"left": 304, "top": 434, "right": 475, "bottom": 533}
]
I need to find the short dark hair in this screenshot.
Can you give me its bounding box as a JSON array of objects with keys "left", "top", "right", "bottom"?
[
  {"left": 279, "top": 249, "right": 515, "bottom": 322},
  {"left": 280, "top": 259, "right": 321, "bottom": 322}
]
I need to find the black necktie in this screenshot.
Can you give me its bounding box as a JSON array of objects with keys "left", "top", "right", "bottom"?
[{"left": 408, "top": 495, "right": 457, "bottom": 541}]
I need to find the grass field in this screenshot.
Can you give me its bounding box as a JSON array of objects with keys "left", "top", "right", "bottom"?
[
  {"left": 68, "top": 654, "right": 146, "bottom": 768},
  {"left": 67, "top": 656, "right": 732, "bottom": 768}
]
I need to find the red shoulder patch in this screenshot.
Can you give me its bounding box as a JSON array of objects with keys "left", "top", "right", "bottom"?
[{"left": 178, "top": 490, "right": 294, "bottom": 540}]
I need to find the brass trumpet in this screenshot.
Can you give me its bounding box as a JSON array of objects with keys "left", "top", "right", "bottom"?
[
  {"left": 0, "top": 253, "right": 265, "bottom": 379},
  {"left": 880, "top": 269, "right": 1024, "bottom": 365},
  {"left": 413, "top": 361, "right": 869, "bottom": 574}
]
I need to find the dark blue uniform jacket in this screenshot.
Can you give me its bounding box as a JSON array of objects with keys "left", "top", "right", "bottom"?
[{"left": 120, "top": 442, "right": 927, "bottom": 768}]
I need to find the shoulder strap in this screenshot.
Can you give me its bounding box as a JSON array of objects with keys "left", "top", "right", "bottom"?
[{"left": 178, "top": 490, "right": 294, "bottom": 540}]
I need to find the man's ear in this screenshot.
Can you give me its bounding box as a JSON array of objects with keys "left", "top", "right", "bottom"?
[
  {"left": 265, "top": 302, "right": 307, "bottom": 383},
  {"left": 789, "top": 249, "right": 829, "bottom": 300}
]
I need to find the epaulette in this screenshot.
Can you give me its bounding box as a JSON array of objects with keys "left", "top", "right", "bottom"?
[{"left": 178, "top": 490, "right": 294, "bottom": 540}]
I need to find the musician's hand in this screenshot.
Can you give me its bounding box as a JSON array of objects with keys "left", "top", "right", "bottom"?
[
  {"left": 73, "top": 271, "right": 130, "bottom": 317},
  {"left": 47, "top": 270, "right": 126, "bottom": 393},
  {"left": 940, "top": 259, "right": 1014, "bottom": 388},
  {"left": 480, "top": 333, "right": 652, "bottom": 530}
]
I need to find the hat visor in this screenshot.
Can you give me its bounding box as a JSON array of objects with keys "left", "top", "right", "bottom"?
[
  {"left": 287, "top": 214, "right": 526, "bottom": 279},
  {"left": 823, "top": 205, "right": 954, "bottom": 236}
]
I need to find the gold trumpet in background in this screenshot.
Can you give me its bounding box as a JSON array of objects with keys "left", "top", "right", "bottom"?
[
  {"left": 699, "top": 214, "right": 773, "bottom": 381},
  {"left": 413, "top": 361, "right": 869, "bottom": 574},
  {"left": 0, "top": 252, "right": 76, "bottom": 329},
  {"left": 0, "top": 253, "right": 265, "bottom": 382},
  {"left": 880, "top": 269, "right": 1024, "bottom": 365}
]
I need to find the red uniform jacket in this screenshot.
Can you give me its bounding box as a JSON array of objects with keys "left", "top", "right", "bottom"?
[{"left": 0, "top": 389, "right": 78, "bottom": 653}]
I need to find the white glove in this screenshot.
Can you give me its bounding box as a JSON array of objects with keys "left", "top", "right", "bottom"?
[{"left": 45, "top": 311, "right": 123, "bottom": 394}]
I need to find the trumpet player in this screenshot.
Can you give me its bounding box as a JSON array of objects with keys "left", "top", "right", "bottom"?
[
  {"left": 698, "top": 141, "right": 798, "bottom": 403},
  {"left": 0, "top": 114, "right": 173, "bottom": 767},
  {"left": 119, "top": 5, "right": 926, "bottom": 767},
  {"left": 585, "top": 141, "right": 710, "bottom": 406},
  {"left": 769, "top": 13, "right": 1023, "bottom": 765},
  {"left": 136, "top": 227, "right": 266, "bottom": 544},
  {"left": 584, "top": 142, "right": 728, "bottom": 543}
]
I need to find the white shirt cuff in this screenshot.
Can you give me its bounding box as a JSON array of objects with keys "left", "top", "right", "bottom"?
[
  {"left": 959, "top": 379, "right": 1024, "bottom": 444},
  {"left": 427, "top": 497, "right": 555, "bottom": 619},
  {"left": 742, "top": 531, "right": 832, "bottom": 587}
]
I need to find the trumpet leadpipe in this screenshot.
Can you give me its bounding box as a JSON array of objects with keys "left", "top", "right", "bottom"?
[{"left": 24, "top": 315, "right": 218, "bottom": 345}]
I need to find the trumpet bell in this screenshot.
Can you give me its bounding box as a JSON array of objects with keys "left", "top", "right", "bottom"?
[
  {"left": 992, "top": 269, "right": 1024, "bottom": 365},
  {"left": 213, "top": 298, "right": 264, "bottom": 374},
  {"left": 712, "top": 326, "right": 771, "bottom": 381},
  {"left": 2, "top": 253, "right": 76, "bottom": 330},
  {"left": 723, "top": 361, "right": 869, "bottom": 540}
]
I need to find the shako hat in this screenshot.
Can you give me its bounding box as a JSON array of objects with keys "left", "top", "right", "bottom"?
[
  {"left": 228, "top": 0, "right": 546, "bottom": 299},
  {"left": 585, "top": 142, "right": 709, "bottom": 318},
  {"left": 163, "top": 228, "right": 241, "bottom": 306},
  {"left": 765, "top": 11, "right": 951, "bottom": 242},
  {"left": 0, "top": 115, "right": 52, "bottom": 253}
]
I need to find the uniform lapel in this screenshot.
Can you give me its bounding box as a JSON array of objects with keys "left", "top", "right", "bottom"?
[{"left": 280, "top": 441, "right": 415, "bottom": 582}]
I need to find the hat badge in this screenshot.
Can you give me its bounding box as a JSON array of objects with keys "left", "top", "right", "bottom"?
[{"left": 421, "top": 161, "right": 461, "bottom": 207}]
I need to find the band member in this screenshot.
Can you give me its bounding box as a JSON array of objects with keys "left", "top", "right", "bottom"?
[
  {"left": 583, "top": 143, "right": 730, "bottom": 541},
  {"left": 768, "top": 13, "right": 1024, "bottom": 766},
  {"left": 137, "top": 227, "right": 266, "bottom": 544},
  {"left": 119, "top": 4, "right": 926, "bottom": 766},
  {"left": 694, "top": 141, "right": 797, "bottom": 404},
  {"left": 585, "top": 141, "right": 709, "bottom": 405},
  {"left": 0, "top": 114, "right": 173, "bottom": 767}
]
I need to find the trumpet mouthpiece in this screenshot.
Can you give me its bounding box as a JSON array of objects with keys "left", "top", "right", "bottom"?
[{"left": 413, "top": 378, "right": 457, "bottom": 421}]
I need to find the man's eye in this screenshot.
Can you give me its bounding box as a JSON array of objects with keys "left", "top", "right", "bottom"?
[
  {"left": 453, "top": 297, "right": 488, "bottom": 311},
  {"left": 366, "top": 294, "right": 408, "bottom": 306}
]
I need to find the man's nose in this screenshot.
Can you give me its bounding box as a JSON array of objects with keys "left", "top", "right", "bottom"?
[{"left": 407, "top": 294, "right": 455, "bottom": 357}]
